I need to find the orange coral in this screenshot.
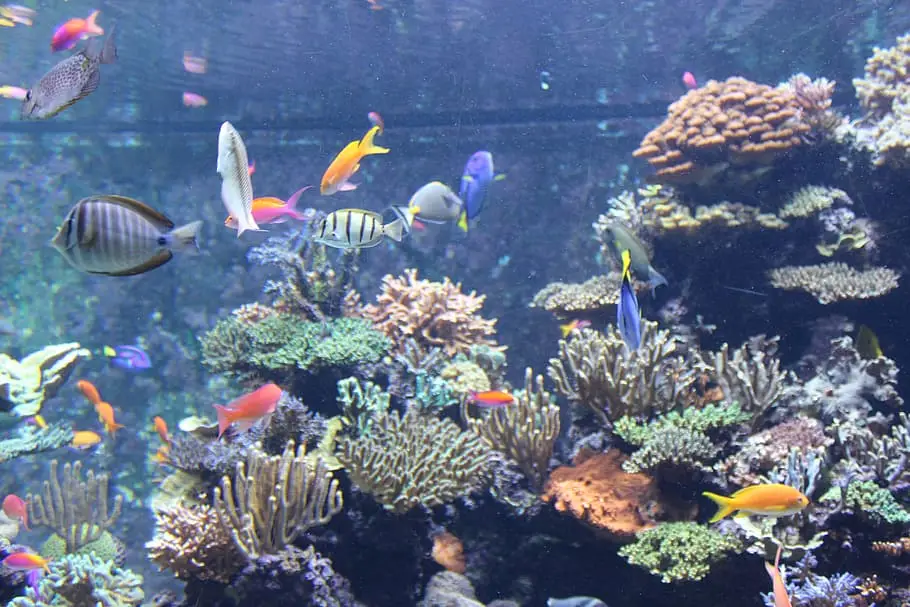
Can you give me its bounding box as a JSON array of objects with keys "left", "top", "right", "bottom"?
[
  {"left": 357, "top": 268, "right": 503, "bottom": 357},
  {"left": 432, "top": 531, "right": 466, "bottom": 574},
  {"left": 542, "top": 449, "right": 665, "bottom": 541},
  {"left": 633, "top": 77, "right": 811, "bottom": 184}
]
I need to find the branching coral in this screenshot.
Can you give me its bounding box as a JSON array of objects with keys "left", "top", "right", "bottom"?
[
  {"left": 632, "top": 77, "right": 812, "bottom": 185},
  {"left": 462, "top": 368, "right": 559, "bottom": 492},
  {"left": 768, "top": 263, "right": 899, "bottom": 304},
  {"left": 618, "top": 522, "right": 742, "bottom": 583},
  {"left": 147, "top": 504, "right": 244, "bottom": 583},
  {"left": 548, "top": 324, "right": 701, "bottom": 426},
  {"left": 337, "top": 376, "right": 390, "bottom": 437},
  {"left": 337, "top": 409, "right": 491, "bottom": 513},
  {"left": 833, "top": 413, "right": 910, "bottom": 488},
  {"left": 0, "top": 342, "right": 90, "bottom": 417},
  {"left": 356, "top": 268, "right": 503, "bottom": 357},
  {"left": 213, "top": 441, "right": 343, "bottom": 559},
  {"left": 780, "top": 73, "right": 841, "bottom": 137},
  {"left": 9, "top": 554, "right": 143, "bottom": 607},
  {"left": 27, "top": 460, "right": 123, "bottom": 553}
]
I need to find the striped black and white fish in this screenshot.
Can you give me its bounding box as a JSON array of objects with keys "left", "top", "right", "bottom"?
[
  {"left": 313, "top": 208, "right": 409, "bottom": 249},
  {"left": 50, "top": 195, "right": 202, "bottom": 276}
]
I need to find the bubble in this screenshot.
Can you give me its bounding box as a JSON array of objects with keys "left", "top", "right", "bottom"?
[{"left": 539, "top": 71, "right": 551, "bottom": 91}]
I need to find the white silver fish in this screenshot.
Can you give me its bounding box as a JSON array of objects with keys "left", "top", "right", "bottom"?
[
  {"left": 50, "top": 195, "right": 202, "bottom": 276},
  {"left": 21, "top": 27, "right": 117, "bottom": 120},
  {"left": 547, "top": 597, "right": 608, "bottom": 607},
  {"left": 314, "top": 208, "right": 407, "bottom": 249},
  {"left": 217, "top": 121, "right": 260, "bottom": 236},
  {"left": 406, "top": 181, "right": 464, "bottom": 224}
]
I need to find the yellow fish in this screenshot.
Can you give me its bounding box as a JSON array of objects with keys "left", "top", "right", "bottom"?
[
  {"left": 856, "top": 325, "right": 883, "bottom": 360},
  {"left": 320, "top": 126, "right": 389, "bottom": 195},
  {"left": 702, "top": 484, "right": 809, "bottom": 522}
]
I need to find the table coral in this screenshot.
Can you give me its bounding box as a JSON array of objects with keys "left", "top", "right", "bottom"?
[
  {"left": 542, "top": 449, "right": 664, "bottom": 541},
  {"left": 529, "top": 274, "right": 620, "bottom": 316},
  {"left": 618, "top": 522, "right": 742, "bottom": 583},
  {"left": 356, "top": 268, "right": 503, "bottom": 357},
  {"left": 632, "top": 77, "right": 811, "bottom": 185},
  {"left": 0, "top": 342, "right": 90, "bottom": 417},
  {"left": 767, "top": 262, "right": 899, "bottom": 304}
]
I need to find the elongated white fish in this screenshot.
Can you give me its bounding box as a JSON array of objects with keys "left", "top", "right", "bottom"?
[
  {"left": 217, "top": 121, "right": 259, "bottom": 236},
  {"left": 314, "top": 208, "right": 407, "bottom": 249}
]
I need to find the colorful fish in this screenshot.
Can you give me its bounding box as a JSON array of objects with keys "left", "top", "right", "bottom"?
[
  {"left": 601, "top": 222, "right": 668, "bottom": 291},
  {"left": 153, "top": 416, "right": 170, "bottom": 445},
  {"left": 2, "top": 494, "right": 28, "bottom": 530},
  {"left": 457, "top": 151, "right": 505, "bottom": 232},
  {"left": 103, "top": 345, "right": 152, "bottom": 370},
  {"left": 320, "top": 126, "right": 389, "bottom": 195},
  {"left": 50, "top": 10, "right": 103, "bottom": 52},
  {"left": 152, "top": 444, "right": 170, "bottom": 464},
  {"left": 702, "top": 484, "right": 810, "bottom": 522},
  {"left": 682, "top": 71, "right": 698, "bottom": 90},
  {"left": 0, "top": 5, "right": 36, "bottom": 27},
  {"left": 0, "top": 85, "right": 27, "bottom": 100},
  {"left": 313, "top": 208, "right": 409, "bottom": 250},
  {"left": 95, "top": 401, "right": 124, "bottom": 436},
  {"left": 182, "top": 52, "right": 207, "bottom": 74},
  {"left": 217, "top": 121, "right": 260, "bottom": 236},
  {"left": 617, "top": 249, "right": 642, "bottom": 350},
  {"left": 467, "top": 390, "right": 515, "bottom": 407},
  {"left": 76, "top": 379, "right": 102, "bottom": 405},
  {"left": 406, "top": 182, "right": 463, "bottom": 225},
  {"left": 765, "top": 544, "right": 792, "bottom": 607},
  {"left": 2, "top": 552, "right": 50, "bottom": 573},
  {"left": 182, "top": 92, "right": 208, "bottom": 108},
  {"left": 225, "top": 187, "right": 315, "bottom": 229},
  {"left": 213, "top": 383, "right": 282, "bottom": 438},
  {"left": 71, "top": 430, "right": 102, "bottom": 450},
  {"left": 559, "top": 319, "right": 591, "bottom": 338},
  {"left": 367, "top": 111, "right": 384, "bottom": 133}
]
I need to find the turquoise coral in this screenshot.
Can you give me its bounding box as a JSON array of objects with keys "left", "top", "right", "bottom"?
[
  {"left": 618, "top": 522, "right": 742, "bottom": 583},
  {"left": 336, "top": 376, "right": 390, "bottom": 437},
  {"left": 9, "top": 554, "right": 144, "bottom": 606}
]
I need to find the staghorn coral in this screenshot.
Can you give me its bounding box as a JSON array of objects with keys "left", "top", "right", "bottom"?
[
  {"left": 356, "top": 268, "right": 503, "bottom": 357},
  {"left": 618, "top": 522, "right": 742, "bottom": 583},
  {"left": 529, "top": 275, "right": 620, "bottom": 316},
  {"left": 27, "top": 459, "right": 123, "bottom": 553},
  {"left": 632, "top": 77, "right": 811, "bottom": 185},
  {"left": 462, "top": 368, "right": 559, "bottom": 492},
  {"left": 213, "top": 441, "right": 342, "bottom": 559},
  {"left": 548, "top": 324, "right": 701, "bottom": 426},
  {"left": 768, "top": 262, "right": 899, "bottom": 304},
  {"left": 0, "top": 342, "right": 90, "bottom": 417},
  {"left": 9, "top": 554, "right": 143, "bottom": 607},
  {"left": 542, "top": 449, "right": 664, "bottom": 541},
  {"left": 778, "top": 186, "right": 851, "bottom": 219},
  {"left": 338, "top": 409, "right": 491, "bottom": 513},
  {"left": 147, "top": 504, "right": 244, "bottom": 583},
  {"left": 764, "top": 569, "right": 861, "bottom": 607}
]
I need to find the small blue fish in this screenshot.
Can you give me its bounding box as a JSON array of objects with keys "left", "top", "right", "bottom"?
[
  {"left": 457, "top": 150, "right": 505, "bottom": 232},
  {"left": 103, "top": 345, "right": 152, "bottom": 370},
  {"left": 617, "top": 249, "right": 641, "bottom": 350}
]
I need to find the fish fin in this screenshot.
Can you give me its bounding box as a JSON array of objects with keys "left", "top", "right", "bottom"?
[
  {"left": 100, "top": 195, "right": 175, "bottom": 229},
  {"left": 462, "top": 175, "right": 475, "bottom": 183},
  {"left": 235, "top": 419, "right": 257, "bottom": 433},
  {"left": 620, "top": 249, "right": 633, "bottom": 281},
  {"left": 213, "top": 404, "right": 232, "bottom": 438},
  {"left": 648, "top": 268, "right": 668, "bottom": 291},
  {"left": 104, "top": 250, "right": 173, "bottom": 276},
  {"left": 764, "top": 561, "right": 776, "bottom": 580},
  {"left": 702, "top": 491, "right": 736, "bottom": 523},
  {"left": 285, "top": 186, "right": 312, "bottom": 211},
  {"left": 560, "top": 323, "right": 572, "bottom": 338},
  {"left": 166, "top": 220, "right": 203, "bottom": 253},
  {"left": 99, "top": 24, "right": 117, "bottom": 64},
  {"left": 103, "top": 346, "right": 116, "bottom": 357},
  {"left": 389, "top": 205, "right": 416, "bottom": 233},
  {"left": 457, "top": 211, "right": 469, "bottom": 232},
  {"left": 338, "top": 181, "right": 358, "bottom": 192},
  {"left": 85, "top": 10, "right": 104, "bottom": 36},
  {"left": 359, "top": 125, "right": 390, "bottom": 155},
  {"left": 383, "top": 218, "right": 405, "bottom": 242},
  {"left": 34, "top": 415, "right": 47, "bottom": 430}
]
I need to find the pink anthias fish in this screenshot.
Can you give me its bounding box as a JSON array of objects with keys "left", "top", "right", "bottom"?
[
  {"left": 183, "top": 52, "right": 207, "bottom": 74},
  {"left": 224, "top": 186, "right": 315, "bottom": 230},
  {"left": 182, "top": 92, "right": 207, "bottom": 108},
  {"left": 2, "top": 494, "right": 28, "bottom": 529},
  {"left": 2, "top": 552, "right": 50, "bottom": 572},
  {"left": 682, "top": 71, "right": 698, "bottom": 90},
  {"left": 0, "top": 85, "right": 27, "bottom": 100},
  {"left": 50, "top": 10, "right": 103, "bottom": 52},
  {"left": 0, "top": 4, "right": 35, "bottom": 26}
]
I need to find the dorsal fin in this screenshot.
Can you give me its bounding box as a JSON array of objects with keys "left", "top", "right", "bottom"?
[{"left": 94, "top": 195, "right": 175, "bottom": 229}]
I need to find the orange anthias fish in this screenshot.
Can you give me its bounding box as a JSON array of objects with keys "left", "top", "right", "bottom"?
[
  {"left": 2, "top": 552, "right": 49, "bottom": 572},
  {"left": 71, "top": 430, "right": 102, "bottom": 450},
  {"left": 152, "top": 444, "right": 170, "bottom": 464},
  {"left": 95, "top": 401, "right": 124, "bottom": 436},
  {"left": 213, "top": 383, "right": 283, "bottom": 438},
  {"left": 766, "top": 544, "right": 792, "bottom": 607},
  {"left": 702, "top": 484, "right": 810, "bottom": 522},
  {"left": 76, "top": 379, "right": 102, "bottom": 405},
  {"left": 559, "top": 319, "right": 591, "bottom": 338},
  {"left": 467, "top": 390, "right": 515, "bottom": 407},
  {"left": 153, "top": 416, "right": 170, "bottom": 444},
  {"left": 320, "top": 125, "right": 389, "bottom": 195},
  {"left": 225, "top": 187, "right": 314, "bottom": 230},
  {"left": 51, "top": 10, "right": 104, "bottom": 52},
  {"left": 2, "top": 494, "right": 28, "bottom": 530}
]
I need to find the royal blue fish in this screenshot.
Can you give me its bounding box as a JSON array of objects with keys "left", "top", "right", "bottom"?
[
  {"left": 617, "top": 249, "right": 642, "bottom": 350},
  {"left": 104, "top": 345, "right": 152, "bottom": 370},
  {"left": 457, "top": 150, "right": 505, "bottom": 232}
]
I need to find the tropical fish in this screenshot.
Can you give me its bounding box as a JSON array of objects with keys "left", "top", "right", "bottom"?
[
  {"left": 103, "top": 345, "right": 152, "bottom": 370},
  {"left": 182, "top": 52, "right": 207, "bottom": 74},
  {"left": 0, "top": 85, "right": 27, "bottom": 100},
  {"left": 95, "top": 401, "right": 124, "bottom": 436},
  {"left": 617, "top": 249, "right": 642, "bottom": 350},
  {"left": 856, "top": 325, "right": 883, "bottom": 360},
  {"left": 682, "top": 71, "right": 698, "bottom": 89},
  {"left": 600, "top": 222, "right": 668, "bottom": 291},
  {"left": 2, "top": 494, "right": 28, "bottom": 530},
  {"left": 467, "top": 390, "right": 515, "bottom": 407},
  {"left": 182, "top": 92, "right": 207, "bottom": 108},
  {"left": 225, "top": 187, "right": 315, "bottom": 229},
  {"left": 213, "top": 383, "right": 282, "bottom": 438},
  {"left": 313, "top": 208, "right": 408, "bottom": 249},
  {"left": 25, "top": 569, "right": 43, "bottom": 601},
  {"left": 23, "top": 27, "right": 117, "bottom": 120},
  {"left": 50, "top": 10, "right": 103, "bottom": 52},
  {"left": 406, "top": 181, "right": 464, "bottom": 225},
  {"left": 0, "top": 5, "right": 36, "bottom": 27},
  {"left": 50, "top": 195, "right": 202, "bottom": 276},
  {"left": 217, "top": 121, "right": 260, "bottom": 236},
  {"left": 320, "top": 125, "right": 389, "bottom": 195},
  {"left": 76, "top": 379, "right": 102, "bottom": 405},
  {"left": 152, "top": 444, "right": 170, "bottom": 464},
  {"left": 560, "top": 319, "right": 591, "bottom": 338},
  {"left": 30, "top": 415, "right": 47, "bottom": 429},
  {"left": 2, "top": 552, "right": 50, "bottom": 573},
  {"left": 368, "top": 111, "right": 384, "bottom": 133},
  {"left": 153, "top": 416, "right": 170, "bottom": 444},
  {"left": 702, "top": 484, "right": 810, "bottom": 523},
  {"left": 548, "top": 598, "right": 608, "bottom": 607},
  {"left": 71, "top": 430, "right": 102, "bottom": 450},
  {"left": 457, "top": 151, "right": 505, "bottom": 232},
  {"left": 765, "top": 544, "right": 792, "bottom": 607}
]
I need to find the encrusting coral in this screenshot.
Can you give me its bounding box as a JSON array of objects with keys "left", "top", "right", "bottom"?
[
  {"left": 778, "top": 185, "right": 851, "bottom": 219},
  {"left": 0, "top": 342, "right": 90, "bottom": 417},
  {"left": 767, "top": 262, "right": 899, "bottom": 304},
  {"left": 338, "top": 409, "right": 491, "bottom": 513}
]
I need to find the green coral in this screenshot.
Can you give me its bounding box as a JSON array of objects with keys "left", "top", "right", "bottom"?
[
  {"left": 201, "top": 314, "right": 390, "bottom": 384},
  {"left": 618, "top": 522, "right": 742, "bottom": 583},
  {"left": 337, "top": 377, "right": 389, "bottom": 437},
  {"left": 820, "top": 480, "right": 910, "bottom": 525},
  {"left": 41, "top": 531, "right": 123, "bottom": 563},
  {"left": 9, "top": 554, "right": 143, "bottom": 606},
  {"left": 614, "top": 403, "right": 749, "bottom": 473},
  {"left": 412, "top": 372, "right": 459, "bottom": 411}
]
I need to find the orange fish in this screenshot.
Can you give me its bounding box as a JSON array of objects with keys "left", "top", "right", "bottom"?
[
  {"left": 766, "top": 544, "right": 792, "bottom": 607},
  {"left": 76, "top": 379, "right": 102, "bottom": 405},
  {"left": 320, "top": 125, "right": 389, "bottom": 195},
  {"left": 51, "top": 10, "right": 103, "bottom": 52},
  {"left": 153, "top": 416, "right": 170, "bottom": 444},
  {"left": 182, "top": 92, "right": 208, "bottom": 108},
  {"left": 467, "top": 390, "right": 515, "bottom": 407},
  {"left": 71, "top": 430, "right": 102, "bottom": 450},
  {"left": 152, "top": 444, "right": 170, "bottom": 464},
  {"left": 213, "top": 383, "right": 282, "bottom": 438},
  {"left": 2, "top": 494, "right": 28, "bottom": 530},
  {"left": 2, "top": 552, "right": 49, "bottom": 572},
  {"left": 94, "top": 401, "right": 124, "bottom": 436},
  {"left": 702, "top": 484, "right": 810, "bottom": 522},
  {"left": 182, "top": 52, "right": 207, "bottom": 74}
]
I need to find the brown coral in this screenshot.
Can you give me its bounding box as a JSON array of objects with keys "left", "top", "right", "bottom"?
[
  {"left": 542, "top": 449, "right": 667, "bottom": 541},
  {"left": 633, "top": 77, "right": 811, "bottom": 184},
  {"left": 357, "top": 268, "right": 503, "bottom": 357}
]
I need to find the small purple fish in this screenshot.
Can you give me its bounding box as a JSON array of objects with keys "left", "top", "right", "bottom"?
[
  {"left": 26, "top": 568, "right": 43, "bottom": 600},
  {"left": 104, "top": 345, "right": 152, "bottom": 370},
  {"left": 457, "top": 150, "right": 504, "bottom": 232}
]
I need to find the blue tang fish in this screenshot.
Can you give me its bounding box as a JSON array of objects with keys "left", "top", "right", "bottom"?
[
  {"left": 104, "top": 345, "right": 152, "bottom": 370},
  {"left": 457, "top": 150, "right": 505, "bottom": 232},
  {"left": 617, "top": 249, "right": 641, "bottom": 350}
]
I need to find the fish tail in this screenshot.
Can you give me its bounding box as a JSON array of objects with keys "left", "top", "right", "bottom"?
[
  {"left": 99, "top": 24, "right": 117, "bottom": 64},
  {"left": 390, "top": 205, "right": 416, "bottom": 233},
  {"left": 359, "top": 126, "right": 390, "bottom": 156},
  {"left": 457, "top": 211, "right": 469, "bottom": 232},
  {"left": 167, "top": 220, "right": 203, "bottom": 252},
  {"left": 702, "top": 491, "right": 737, "bottom": 522},
  {"left": 384, "top": 218, "right": 405, "bottom": 242},
  {"left": 560, "top": 324, "right": 572, "bottom": 338},
  {"left": 648, "top": 268, "right": 668, "bottom": 291},
  {"left": 285, "top": 186, "right": 312, "bottom": 211},
  {"left": 86, "top": 10, "right": 104, "bottom": 35},
  {"left": 102, "top": 345, "right": 116, "bottom": 357},
  {"left": 213, "top": 404, "right": 232, "bottom": 438}
]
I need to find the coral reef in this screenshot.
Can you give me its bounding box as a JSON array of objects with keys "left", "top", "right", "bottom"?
[
  {"left": 618, "top": 522, "right": 742, "bottom": 583},
  {"left": 767, "top": 262, "right": 900, "bottom": 304},
  {"left": 778, "top": 186, "right": 851, "bottom": 219},
  {"left": 0, "top": 423, "right": 73, "bottom": 463},
  {"left": 820, "top": 480, "right": 910, "bottom": 525},
  {"left": 41, "top": 530, "right": 125, "bottom": 565},
  {"left": 337, "top": 376, "right": 390, "bottom": 437},
  {"left": 780, "top": 73, "right": 842, "bottom": 137},
  {"left": 338, "top": 409, "right": 491, "bottom": 513},
  {"left": 431, "top": 531, "right": 466, "bottom": 574},
  {"left": 632, "top": 77, "right": 812, "bottom": 185},
  {"left": 440, "top": 359, "right": 491, "bottom": 396},
  {"left": 0, "top": 342, "right": 90, "bottom": 417},
  {"left": 529, "top": 274, "right": 620, "bottom": 316},
  {"left": 9, "top": 554, "right": 143, "bottom": 607}
]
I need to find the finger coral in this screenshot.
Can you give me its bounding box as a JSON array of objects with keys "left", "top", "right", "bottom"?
[
  {"left": 632, "top": 77, "right": 811, "bottom": 185},
  {"left": 767, "top": 262, "right": 899, "bottom": 304},
  {"left": 355, "top": 268, "right": 503, "bottom": 357}
]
